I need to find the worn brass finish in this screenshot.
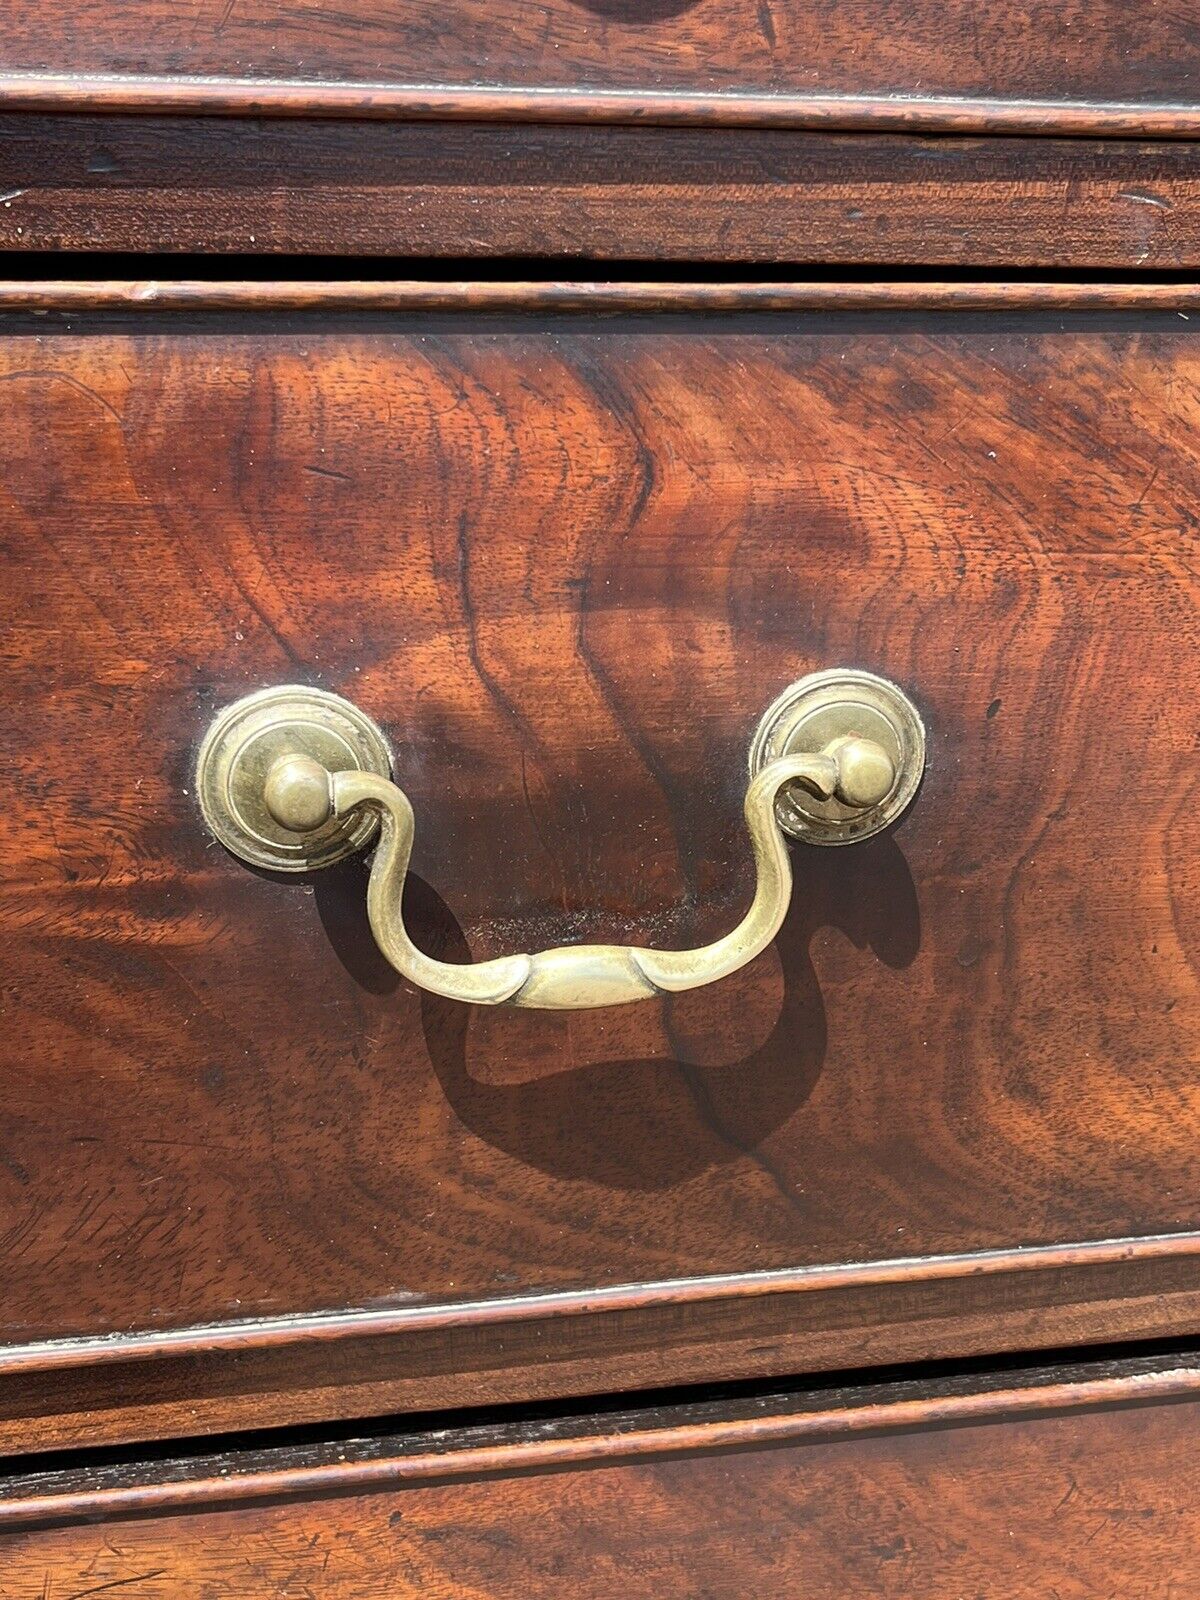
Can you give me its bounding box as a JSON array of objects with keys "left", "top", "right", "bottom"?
[
  {"left": 194, "top": 685, "right": 393, "bottom": 872},
  {"left": 749, "top": 668, "right": 926, "bottom": 844},
  {"left": 198, "top": 672, "right": 924, "bottom": 1008}
]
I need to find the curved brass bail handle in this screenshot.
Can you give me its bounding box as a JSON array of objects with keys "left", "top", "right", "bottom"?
[
  {"left": 194, "top": 671, "right": 926, "bottom": 1012},
  {"left": 263, "top": 746, "right": 878, "bottom": 1009}
]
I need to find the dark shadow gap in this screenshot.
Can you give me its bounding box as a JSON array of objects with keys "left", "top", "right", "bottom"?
[{"left": 3, "top": 252, "right": 1200, "bottom": 284}]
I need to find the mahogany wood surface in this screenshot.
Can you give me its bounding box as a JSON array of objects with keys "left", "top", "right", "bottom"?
[
  {"left": 9, "top": 120, "right": 1200, "bottom": 267},
  {"left": 2, "top": 0, "right": 1200, "bottom": 120},
  {"left": 10, "top": 80, "right": 1200, "bottom": 139},
  {"left": 12, "top": 280, "right": 1200, "bottom": 313},
  {"left": 0, "top": 1349, "right": 1194, "bottom": 1520},
  {"left": 6, "top": 1353, "right": 1200, "bottom": 1595},
  {"left": 6, "top": 292, "right": 1200, "bottom": 1440},
  {"left": 9, "top": 1238, "right": 1200, "bottom": 1454}
]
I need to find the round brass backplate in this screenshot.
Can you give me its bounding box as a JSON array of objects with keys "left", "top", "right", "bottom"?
[
  {"left": 749, "top": 668, "right": 925, "bottom": 845},
  {"left": 196, "top": 685, "right": 393, "bottom": 872}
]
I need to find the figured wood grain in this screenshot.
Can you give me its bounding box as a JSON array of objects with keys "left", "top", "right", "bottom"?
[
  {"left": 8, "top": 120, "right": 1200, "bottom": 266},
  {"left": 3, "top": 1, "right": 1200, "bottom": 125},
  {"left": 6, "top": 1355, "right": 1200, "bottom": 1596},
  {"left": 6, "top": 299, "right": 1200, "bottom": 1440}
]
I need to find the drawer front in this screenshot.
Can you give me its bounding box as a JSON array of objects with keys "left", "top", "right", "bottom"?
[
  {"left": 4, "top": 1, "right": 1200, "bottom": 131},
  {"left": 4, "top": 1355, "right": 1199, "bottom": 1596},
  {"left": 5, "top": 282, "right": 1200, "bottom": 1444}
]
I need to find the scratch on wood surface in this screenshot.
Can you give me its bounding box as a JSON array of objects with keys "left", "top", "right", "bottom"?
[
  {"left": 1116, "top": 189, "right": 1173, "bottom": 210},
  {"left": 62, "top": 1574, "right": 167, "bottom": 1600}
]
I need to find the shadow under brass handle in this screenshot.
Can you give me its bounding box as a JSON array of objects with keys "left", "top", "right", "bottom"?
[{"left": 196, "top": 670, "right": 924, "bottom": 1011}]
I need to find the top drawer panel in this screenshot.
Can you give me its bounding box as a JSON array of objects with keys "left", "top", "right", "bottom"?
[{"left": 5, "top": 0, "right": 1200, "bottom": 132}]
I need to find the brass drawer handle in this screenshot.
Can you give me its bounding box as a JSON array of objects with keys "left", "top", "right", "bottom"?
[{"left": 197, "top": 671, "right": 924, "bottom": 1010}]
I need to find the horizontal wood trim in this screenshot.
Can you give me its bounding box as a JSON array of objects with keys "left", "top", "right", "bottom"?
[
  {"left": 3, "top": 1232, "right": 1198, "bottom": 1377},
  {"left": 9, "top": 120, "right": 1200, "bottom": 266},
  {"left": 4, "top": 1362, "right": 1198, "bottom": 1528},
  {"left": 5, "top": 1234, "right": 1200, "bottom": 1453},
  {"left": 9, "top": 280, "right": 1200, "bottom": 315},
  {"left": 11, "top": 1357, "right": 1200, "bottom": 1593},
  {"left": 10, "top": 1261, "right": 1200, "bottom": 1455},
  {"left": 3, "top": 76, "right": 1200, "bottom": 137}
]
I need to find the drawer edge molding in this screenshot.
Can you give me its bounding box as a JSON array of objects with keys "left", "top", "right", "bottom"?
[
  {"left": 3, "top": 1230, "right": 1198, "bottom": 1377},
  {"left": 8, "top": 280, "right": 1200, "bottom": 315},
  {"left": 4, "top": 1358, "right": 1199, "bottom": 1529},
  {"left": 3, "top": 74, "right": 1200, "bottom": 138}
]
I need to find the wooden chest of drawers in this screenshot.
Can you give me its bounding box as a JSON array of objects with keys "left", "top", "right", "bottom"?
[{"left": 5, "top": 3, "right": 1200, "bottom": 1593}]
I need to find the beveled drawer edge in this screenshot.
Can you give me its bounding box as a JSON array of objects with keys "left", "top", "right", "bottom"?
[
  {"left": 4, "top": 1231, "right": 1198, "bottom": 1377},
  {"left": 7, "top": 280, "right": 1200, "bottom": 315},
  {"left": 4, "top": 1357, "right": 1199, "bottom": 1529},
  {"left": 2, "top": 73, "right": 1200, "bottom": 138}
]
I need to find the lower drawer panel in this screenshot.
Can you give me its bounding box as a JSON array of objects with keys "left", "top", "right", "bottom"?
[{"left": 4, "top": 1351, "right": 1199, "bottom": 1597}]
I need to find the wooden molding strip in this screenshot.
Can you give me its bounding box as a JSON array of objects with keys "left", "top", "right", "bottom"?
[
  {"left": 7, "top": 280, "right": 1200, "bottom": 315},
  {"left": 1, "top": 75, "right": 1200, "bottom": 137},
  {"left": 3, "top": 1364, "right": 1198, "bottom": 1527},
  {"left": 3, "top": 1232, "right": 1198, "bottom": 1377}
]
